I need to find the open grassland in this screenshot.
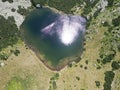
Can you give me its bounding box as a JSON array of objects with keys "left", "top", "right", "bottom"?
[
  {"left": 0, "top": 42, "right": 54, "bottom": 90},
  {"left": 0, "top": 9, "right": 119, "bottom": 90},
  {"left": 0, "top": 16, "right": 119, "bottom": 90},
  {"left": 0, "top": 0, "right": 120, "bottom": 90}
]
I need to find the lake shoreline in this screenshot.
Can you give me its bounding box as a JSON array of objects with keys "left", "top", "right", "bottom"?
[
  {"left": 21, "top": 30, "right": 82, "bottom": 71},
  {"left": 26, "top": 41, "right": 82, "bottom": 71},
  {"left": 20, "top": 7, "right": 85, "bottom": 71},
  {"left": 21, "top": 28, "right": 83, "bottom": 71}
]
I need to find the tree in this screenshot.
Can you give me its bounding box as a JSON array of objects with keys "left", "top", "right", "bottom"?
[
  {"left": 0, "top": 15, "right": 19, "bottom": 51},
  {"left": 2, "top": 0, "right": 13, "bottom": 3},
  {"left": 0, "top": 53, "right": 9, "bottom": 60},
  {"left": 103, "top": 71, "right": 115, "bottom": 90},
  {"left": 111, "top": 61, "right": 120, "bottom": 70},
  {"left": 95, "top": 81, "right": 100, "bottom": 88},
  {"left": 107, "top": 0, "right": 114, "bottom": 7},
  {"left": 112, "top": 16, "right": 120, "bottom": 26}
]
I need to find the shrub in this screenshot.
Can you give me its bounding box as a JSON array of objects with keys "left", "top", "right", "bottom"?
[
  {"left": 107, "top": 0, "right": 114, "bottom": 7},
  {"left": 112, "top": 16, "right": 120, "bottom": 26},
  {"left": 102, "top": 21, "right": 109, "bottom": 27},
  {"left": 2, "top": 0, "right": 13, "bottom": 3},
  {"left": 68, "top": 63, "right": 72, "bottom": 68},
  {"left": 76, "top": 76, "right": 80, "bottom": 81},
  {"left": 52, "top": 81, "right": 57, "bottom": 89},
  {"left": 111, "top": 61, "right": 120, "bottom": 70},
  {"left": 17, "top": 6, "right": 30, "bottom": 16},
  {"left": 11, "top": 8, "right": 16, "bottom": 12},
  {"left": 85, "top": 60, "right": 88, "bottom": 64},
  {"left": 103, "top": 71, "right": 115, "bottom": 90},
  {"left": 32, "top": 0, "right": 98, "bottom": 14},
  {"left": 95, "top": 81, "right": 100, "bottom": 88},
  {"left": 0, "top": 53, "right": 9, "bottom": 60}
]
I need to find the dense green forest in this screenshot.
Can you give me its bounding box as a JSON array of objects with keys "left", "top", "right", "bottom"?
[
  {"left": 0, "top": 16, "right": 19, "bottom": 60},
  {"left": 31, "top": 0, "right": 117, "bottom": 15},
  {"left": 31, "top": 0, "right": 84, "bottom": 14}
]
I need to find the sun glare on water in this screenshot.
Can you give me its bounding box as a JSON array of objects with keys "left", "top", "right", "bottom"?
[
  {"left": 60, "top": 22, "right": 79, "bottom": 45},
  {"left": 41, "top": 15, "right": 86, "bottom": 46}
]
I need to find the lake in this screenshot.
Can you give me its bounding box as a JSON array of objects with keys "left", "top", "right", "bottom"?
[{"left": 21, "top": 7, "right": 86, "bottom": 70}]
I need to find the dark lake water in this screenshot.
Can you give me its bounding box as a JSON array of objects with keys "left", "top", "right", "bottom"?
[{"left": 21, "top": 8, "right": 86, "bottom": 67}]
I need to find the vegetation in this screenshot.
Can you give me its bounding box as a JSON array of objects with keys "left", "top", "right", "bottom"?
[
  {"left": 96, "top": 66, "right": 101, "bottom": 70},
  {"left": 82, "top": 0, "right": 99, "bottom": 16},
  {"left": 85, "top": 60, "right": 88, "bottom": 64},
  {"left": 0, "top": 53, "right": 9, "bottom": 60},
  {"left": 31, "top": 0, "right": 100, "bottom": 15},
  {"left": 83, "top": 1, "right": 119, "bottom": 89},
  {"left": 49, "top": 81, "right": 57, "bottom": 90},
  {"left": 31, "top": 0, "right": 84, "bottom": 14},
  {"left": 52, "top": 81, "right": 57, "bottom": 90},
  {"left": 17, "top": 6, "right": 30, "bottom": 16},
  {"left": 75, "top": 57, "right": 81, "bottom": 63},
  {"left": 50, "top": 73, "right": 59, "bottom": 81},
  {"left": 107, "top": 0, "right": 114, "bottom": 7},
  {"left": 111, "top": 61, "right": 120, "bottom": 70},
  {"left": 95, "top": 81, "right": 100, "bottom": 88},
  {"left": 93, "top": 8, "right": 102, "bottom": 19},
  {"left": 49, "top": 73, "right": 59, "bottom": 90},
  {"left": 84, "top": 66, "right": 87, "bottom": 70},
  {"left": 102, "top": 21, "right": 109, "bottom": 27},
  {"left": 76, "top": 76, "right": 80, "bottom": 81},
  {"left": 10, "top": 49, "right": 20, "bottom": 56},
  {"left": 47, "top": 0, "right": 83, "bottom": 14},
  {"left": 112, "top": 16, "right": 120, "bottom": 26},
  {"left": 11, "top": 8, "right": 16, "bottom": 12},
  {"left": 0, "top": 15, "right": 19, "bottom": 52},
  {"left": 99, "top": 24, "right": 120, "bottom": 64},
  {"left": 96, "top": 59, "right": 101, "bottom": 63},
  {"left": 68, "top": 63, "right": 73, "bottom": 68},
  {"left": 80, "top": 65, "right": 83, "bottom": 68},
  {"left": 2, "top": 0, "right": 13, "bottom": 3},
  {"left": 6, "top": 77, "right": 25, "bottom": 90},
  {"left": 0, "top": 0, "right": 119, "bottom": 90},
  {"left": 103, "top": 71, "right": 115, "bottom": 90},
  {"left": 6, "top": 77, "right": 33, "bottom": 90}
]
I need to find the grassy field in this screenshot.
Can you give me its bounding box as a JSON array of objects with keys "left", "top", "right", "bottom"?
[
  {"left": 0, "top": 41, "right": 54, "bottom": 90},
  {"left": 0, "top": 0, "right": 120, "bottom": 90},
  {"left": 0, "top": 25, "right": 119, "bottom": 90},
  {"left": 0, "top": 16, "right": 119, "bottom": 90}
]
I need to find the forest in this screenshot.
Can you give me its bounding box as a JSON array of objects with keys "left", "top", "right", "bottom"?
[{"left": 0, "top": 16, "right": 19, "bottom": 60}]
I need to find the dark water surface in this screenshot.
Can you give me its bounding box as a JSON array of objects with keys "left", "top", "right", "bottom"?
[{"left": 21, "top": 8, "right": 86, "bottom": 67}]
